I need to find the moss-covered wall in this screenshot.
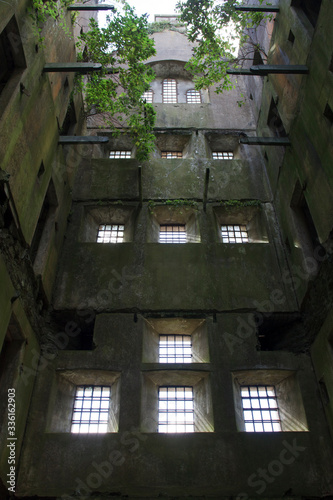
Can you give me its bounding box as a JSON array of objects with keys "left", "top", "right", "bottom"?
[
  {"left": 17, "top": 314, "right": 333, "bottom": 498},
  {"left": 242, "top": 0, "right": 333, "bottom": 438}
]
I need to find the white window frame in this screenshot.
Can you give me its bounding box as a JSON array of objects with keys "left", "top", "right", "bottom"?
[{"left": 162, "top": 78, "right": 177, "bottom": 103}]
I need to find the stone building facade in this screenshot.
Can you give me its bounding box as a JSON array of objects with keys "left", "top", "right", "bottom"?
[{"left": 0, "top": 0, "right": 333, "bottom": 499}]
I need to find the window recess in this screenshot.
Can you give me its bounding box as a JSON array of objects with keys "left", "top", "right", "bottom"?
[
  {"left": 291, "top": 0, "right": 322, "bottom": 28},
  {"left": 46, "top": 370, "right": 120, "bottom": 433},
  {"left": 148, "top": 205, "right": 200, "bottom": 243},
  {"left": 241, "top": 385, "right": 282, "bottom": 432},
  {"left": 186, "top": 89, "right": 201, "bottom": 103},
  {"left": 80, "top": 205, "right": 135, "bottom": 243},
  {"left": 232, "top": 370, "right": 308, "bottom": 432},
  {"left": 142, "top": 317, "right": 209, "bottom": 364},
  {"left": 214, "top": 205, "right": 268, "bottom": 244},
  {"left": 141, "top": 370, "right": 213, "bottom": 433},
  {"left": 0, "top": 16, "right": 26, "bottom": 103}
]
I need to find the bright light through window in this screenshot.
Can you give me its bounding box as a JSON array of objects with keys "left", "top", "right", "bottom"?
[
  {"left": 186, "top": 89, "right": 201, "bottom": 103},
  {"left": 158, "top": 386, "right": 194, "bottom": 433},
  {"left": 161, "top": 151, "right": 183, "bottom": 159},
  {"left": 221, "top": 225, "right": 248, "bottom": 243},
  {"left": 142, "top": 89, "right": 153, "bottom": 103},
  {"left": 97, "top": 224, "right": 124, "bottom": 243},
  {"left": 212, "top": 152, "right": 234, "bottom": 160},
  {"left": 159, "top": 335, "right": 192, "bottom": 363},
  {"left": 109, "top": 151, "right": 131, "bottom": 159},
  {"left": 71, "top": 386, "right": 111, "bottom": 434},
  {"left": 159, "top": 224, "right": 187, "bottom": 243},
  {"left": 162, "top": 78, "right": 177, "bottom": 103},
  {"left": 241, "top": 385, "right": 282, "bottom": 432}
]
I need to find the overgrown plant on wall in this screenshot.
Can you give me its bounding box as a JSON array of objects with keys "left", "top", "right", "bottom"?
[
  {"left": 29, "top": 0, "right": 74, "bottom": 41},
  {"left": 29, "top": 0, "right": 156, "bottom": 162},
  {"left": 175, "top": 0, "right": 270, "bottom": 93},
  {"left": 76, "top": 3, "right": 157, "bottom": 162}
]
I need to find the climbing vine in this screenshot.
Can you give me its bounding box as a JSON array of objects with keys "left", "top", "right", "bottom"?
[{"left": 28, "top": 0, "right": 73, "bottom": 42}]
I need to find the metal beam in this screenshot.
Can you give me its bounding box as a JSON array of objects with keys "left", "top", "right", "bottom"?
[
  {"left": 235, "top": 5, "right": 280, "bottom": 12},
  {"left": 58, "top": 136, "right": 109, "bottom": 144},
  {"left": 67, "top": 4, "right": 114, "bottom": 10},
  {"left": 227, "top": 65, "right": 309, "bottom": 76},
  {"left": 43, "top": 63, "right": 102, "bottom": 73},
  {"left": 240, "top": 137, "right": 291, "bottom": 146}
]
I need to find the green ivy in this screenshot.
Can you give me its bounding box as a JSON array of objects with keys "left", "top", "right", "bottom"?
[
  {"left": 219, "top": 200, "right": 262, "bottom": 209},
  {"left": 148, "top": 199, "right": 198, "bottom": 213},
  {"left": 28, "top": 0, "right": 72, "bottom": 43},
  {"left": 175, "top": 0, "right": 271, "bottom": 94}
]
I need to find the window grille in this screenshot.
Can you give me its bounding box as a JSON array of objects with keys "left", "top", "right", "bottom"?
[
  {"left": 212, "top": 152, "right": 234, "bottom": 160},
  {"left": 162, "top": 79, "right": 177, "bottom": 103},
  {"left": 158, "top": 386, "right": 194, "bottom": 433},
  {"left": 71, "top": 386, "right": 111, "bottom": 434},
  {"left": 241, "top": 385, "right": 282, "bottom": 432},
  {"left": 159, "top": 335, "right": 192, "bottom": 363},
  {"left": 160, "top": 224, "right": 187, "bottom": 243},
  {"left": 186, "top": 89, "right": 201, "bottom": 103},
  {"left": 221, "top": 225, "right": 248, "bottom": 243},
  {"left": 161, "top": 151, "right": 183, "bottom": 159},
  {"left": 109, "top": 151, "right": 131, "bottom": 159},
  {"left": 97, "top": 224, "right": 124, "bottom": 243},
  {"left": 142, "top": 89, "right": 153, "bottom": 103}
]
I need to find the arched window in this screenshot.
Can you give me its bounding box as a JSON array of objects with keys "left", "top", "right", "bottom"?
[
  {"left": 162, "top": 79, "right": 177, "bottom": 103},
  {"left": 142, "top": 89, "right": 153, "bottom": 103},
  {"left": 186, "top": 89, "right": 201, "bottom": 103}
]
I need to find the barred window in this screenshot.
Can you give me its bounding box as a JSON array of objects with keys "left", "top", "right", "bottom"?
[
  {"left": 161, "top": 151, "right": 183, "bottom": 159},
  {"left": 212, "top": 152, "right": 234, "bottom": 160},
  {"left": 158, "top": 386, "right": 194, "bottom": 433},
  {"left": 97, "top": 224, "right": 124, "bottom": 243},
  {"left": 159, "top": 335, "right": 192, "bottom": 363},
  {"left": 71, "top": 386, "right": 111, "bottom": 434},
  {"left": 186, "top": 89, "right": 201, "bottom": 103},
  {"left": 109, "top": 151, "right": 131, "bottom": 159},
  {"left": 221, "top": 225, "right": 248, "bottom": 243},
  {"left": 160, "top": 224, "right": 187, "bottom": 243},
  {"left": 241, "top": 385, "right": 282, "bottom": 432},
  {"left": 142, "top": 89, "right": 153, "bottom": 103},
  {"left": 162, "top": 79, "right": 177, "bottom": 103}
]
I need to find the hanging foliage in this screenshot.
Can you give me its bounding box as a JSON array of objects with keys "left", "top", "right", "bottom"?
[{"left": 176, "top": 0, "right": 270, "bottom": 93}]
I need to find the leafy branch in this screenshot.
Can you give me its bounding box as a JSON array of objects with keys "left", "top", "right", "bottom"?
[
  {"left": 175, "top": 0, "right": 271, "bottom": 93},
  {"left": 77, "top": 4, "right": 157, "bottom": 161}
]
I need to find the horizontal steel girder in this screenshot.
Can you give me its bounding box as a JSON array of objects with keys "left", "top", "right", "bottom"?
[
  {"left": 43, "top": 63, "right": 102, "bottom": 73},
  {"left": 227, "top": 65, "right": 309, "bottom": 75},
  {"left": 58, "top": 136, "right": 109, "bottom": 144}
]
